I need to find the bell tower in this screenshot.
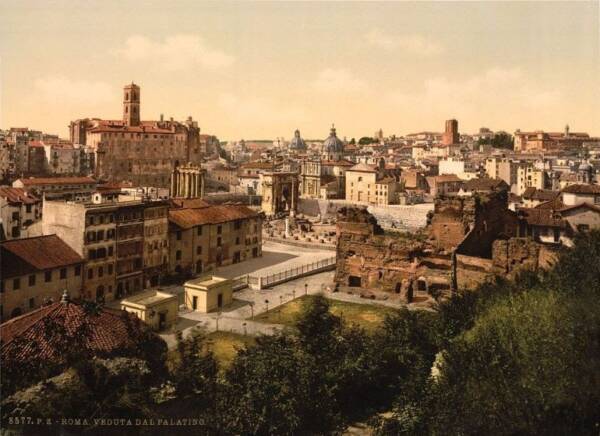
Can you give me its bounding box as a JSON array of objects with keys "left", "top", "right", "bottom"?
[{"left": 123, "top": 83, "right": 140, "bottom": 126}]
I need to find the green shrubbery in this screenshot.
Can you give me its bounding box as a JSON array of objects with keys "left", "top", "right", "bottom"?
[{"left": 3, "top": 231, "right": 600, "bottom": 435}]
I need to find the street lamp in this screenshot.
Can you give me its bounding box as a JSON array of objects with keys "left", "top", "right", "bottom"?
[
  {"left": 242, "top": 322, "right": 247, "bottom": 336},
  {"left": 249, "top": 301, "right": 255, "bottom": 320},
  {"left": 215, "top": 311, "right": 222, "bottom": 332},
  {"left": 279, "top": 295, "right": 283, "bottom": 321},
  {"left": 304, "top": 283, "right": 308, "bottom": 295},
  {"left": 292, "top": 287, "right": 296, "bottom": 300},
  {"left": 265, "top": 299, "right": 269, "bottom": 313}
]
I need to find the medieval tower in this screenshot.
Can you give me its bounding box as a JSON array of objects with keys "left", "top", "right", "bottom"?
[{"left": 123, "top": 83, "right": 141, "bottom": 126}]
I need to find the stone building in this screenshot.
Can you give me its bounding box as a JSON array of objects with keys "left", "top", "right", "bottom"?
[
  {"left": 299, "top": 158, "right": 352, "bottom": 200},
  {"left": 13, "top": 176, "right": 98, "bottom": 201},
  {"left": 442, "top": 119, "right": 459, "bottom": 146},
  {"left": 120, "top": 290, "right": 178, "bottom": 331},
  {"left": 0, "top": 187, "right": 42, "bottom": 240},
  {"left": 168, "top": 202, "right": 262, "bottom": 276},
  {"left": 345, "top": 162, "right": 402, "bottom": 205},
  {"left": 184, "top": 275, "right": 232, "bottom": 313},
  {"left": 170, "top": 163, "right": 205, "bottom": 199},
  {"left": 260, "top": 172, "right": 299, "bottom": 216},
  {"left": 516, "top": 165, "right": 547, "bottom": 195},
  {"left": 0, "top": 235, "right": 84, "bottom": 320},
  {"left": 69, "top": 83, "right": 203, "bottom": 188},
  {"left": 333, "top": 190, "right": 554, "bottom": 301},
  {"left": 142, "top": 202, "right": 169, "bottom": 288},
  {"left": 42, "top": 198, "right": 169, "bottom": 302}
]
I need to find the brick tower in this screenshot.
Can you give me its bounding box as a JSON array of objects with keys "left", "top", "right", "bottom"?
[{"left": 123, "top": 83, "right": 140, "bottom": 126}]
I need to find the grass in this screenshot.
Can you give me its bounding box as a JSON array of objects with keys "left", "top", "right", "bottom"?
[
  {"left": 253, "top": 295, "right": 398, "bottom": 333},
  {"left": 207, "top": 331, "right": 255, "bottom": 368},
  {"left": 167, "top": 331, "right": 255, "bottom": 370}
]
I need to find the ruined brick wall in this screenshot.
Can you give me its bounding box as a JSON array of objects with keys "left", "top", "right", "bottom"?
[
  {"left": 453, "top": 191, "right": 518, "bottom": 258},
  {"left": 430, "top": 195, "right": 476, "bottom": 250},
  {"left": 492, "top": 238, "right": 559, "bottom": 276},
  {"left": 335, "top": 207, "right": 452, "bottom": 300}
]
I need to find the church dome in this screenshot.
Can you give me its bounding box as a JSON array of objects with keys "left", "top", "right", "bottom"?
[
  {"left": 323, "top": 125, "right": 344, "bottom": 153},
  {"left": 289, "top": 129, "right": 306, "bottom": 150}
]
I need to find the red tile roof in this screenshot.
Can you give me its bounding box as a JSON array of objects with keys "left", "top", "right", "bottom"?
[
  {"left": 0, "top": 187, "right": 40, "bottom": 204},
  {"left": 1, "top": 299, "right": 153, "bottom": 364},
  {"left": 15, "top": 176, "right": 96, "bottom": 186},
  {"left": 1, "top": 235, "right": 83, "bottom": 274},
  {"left": 169, "top": 204, "right": 259, "bottom": 229},
  {"left": 562, "top": 184, "right": 600, "bottom": 195}
]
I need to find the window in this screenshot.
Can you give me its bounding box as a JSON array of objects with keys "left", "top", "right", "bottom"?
[
  {"left": 217, "top": 237, "right": 222, "bottom": 247},
  {"left": 45, "top": 270, "right": 52, "bottom": 282},
  {"left": 176, "top": 231, "right": 182, "bottom": 241},
  {"left": 235, "top": 237, "right": 240, "bottom": 245},
  {"left": 196, "top": 246, "right": 202, "bottom": 255},
  {"left": 26, "top": 204, "right": 32, "bottom": 213},
  {"left": 60, "top": 268, "right": 66, "bottom": 279},
  {"left": 74, "top": 265, "right": 81, "bottom": 276},
  {"left": 108, "top": 246, "right": 114, "bottom": 256},
  {"left": 29, "top": 275, "right": 36, "bottom": 286},
  {"left": 13, "top": 278, "right": 20, "bottom": 290},
  {"left": 234, "top": 220, "right": 241, "bottom": 230},
  {"left": 88, "top": 269, "right": 93, "bottom": 280},
  {"left": 98, "top": 266, "right": 104, "bottom": 277},
  {"left": 217, "top": 225, "right": 222, "bottom": 235},
  {"left": 197, "top": 226, "right": 202, "bottom": 236},
  {"left": 108, "top": 264, "right": 113, "bottom": 275},
  {"left": 97, "top": 230, "right": 104, "bottom": 240},
  {"left": 176, "top": 250, "right": 182, "bottom": 260}
]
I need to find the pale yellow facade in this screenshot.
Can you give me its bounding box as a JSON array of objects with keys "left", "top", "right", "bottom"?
[
  {"left": 120, "top": 290, "right": 179, "bottom": 331},
  {"left": 517, "top": 166, "right": 546, "bottom": 196},
  {"left": 1, "top": 263, "right": 83, "bottom": 320},
  {"left": 184, "top": 276, "right": 232, "bottom": 313}
]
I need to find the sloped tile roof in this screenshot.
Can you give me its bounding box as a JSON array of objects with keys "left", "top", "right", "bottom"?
[
  {"left": 169, "top": 205, "right": 259, "bottom": 229},
  {"left": 562, "top": 184, "right": 600, "bottom": 194},
  {"left": 1, "top": 235, "right": 83, "bottom": 273},
  {"left": 0, "top": 187, "right": 40, "bottom": 204},
  {"left": 1, "top": 300, "right": 153, "bottom": 363},
  {"left": 16, "top": 177, "right": 96, "bottom": 186}
]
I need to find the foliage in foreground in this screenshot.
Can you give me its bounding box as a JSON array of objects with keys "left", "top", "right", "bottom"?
[{"left": 2, "top": 231, "right": 600, "bottom": 435}]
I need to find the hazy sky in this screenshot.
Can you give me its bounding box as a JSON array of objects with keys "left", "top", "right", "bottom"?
[{"left": 1, "top": 1, "right": 598, "bottom": 141}]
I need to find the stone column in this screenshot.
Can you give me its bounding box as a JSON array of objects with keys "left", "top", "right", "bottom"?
[
  {"left": 290, "top": 177, "right": 296, "bottom": 217},
  {"left": 170, "top": 169, "right": 177, "bottom": 197},
  {"left": 200, "top": 171, "right": 205, "bottom": 198}
]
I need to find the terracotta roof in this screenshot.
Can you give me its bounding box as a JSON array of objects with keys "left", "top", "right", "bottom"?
[
  {"left": 169, "top": 198, "right": 211, "bottom": 209},
  {"left": 321, "top": 159, "right": 355, "bottom": 167},
  {"left": 0, "top": 187, "right": 40, "bottom": 204},
  {"left": 522, "top": 188, "right": 559, "bottom": 201},
  {"left": 1, "top": 235, "right": 83, "bottom": 278},
  {"left": 239, "top": 162, "right": 275, "bottom": 169},
  {"left": 169, "top": 204, "right": 259, "bottom": 229},
  {"left": 464, "top": 178, "right": 508, "bottom": 192},
  {"left": 1, "top": 300, "right": 153, "bottom": 364},
  {"left": 562, "top": 184, "right": 600, "bottom": 194},
  {"left": 15, "top": 177, "right": 96, "bottom": 186},
  {"left": 348, "top": 163, "right": 377, "bottom": 172},
  {"left": 428, "top": 174, "right": 463, "bottom": 183},
  {"left": 518, "top": 208, "right": 565, "bottom": 228},
  {"left": 559, "top": 202, "right": 600, "bottom": 214},
  {"left": 535, "top": 197, "right": 566, "bottom": 210}
]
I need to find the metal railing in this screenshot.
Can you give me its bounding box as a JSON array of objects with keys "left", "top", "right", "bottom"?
[{"left": 262, "top": 256, "right": 337, "bottom": 287}]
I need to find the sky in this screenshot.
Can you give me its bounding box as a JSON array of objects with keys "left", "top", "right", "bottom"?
[{"left": 0, "top": 1, "right": 598, "bottom": 141}]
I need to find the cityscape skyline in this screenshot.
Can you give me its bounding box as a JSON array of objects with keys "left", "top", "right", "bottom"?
[{"left": 1, "top": 1, "right": 599, "bottom": 140}]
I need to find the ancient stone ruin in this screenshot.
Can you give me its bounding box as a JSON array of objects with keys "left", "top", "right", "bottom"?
[{"left": 335, "top": 191, "right": 560, "bottom": 305}]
